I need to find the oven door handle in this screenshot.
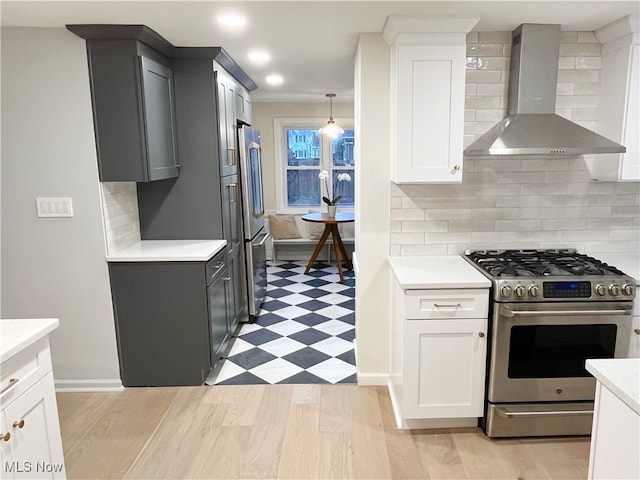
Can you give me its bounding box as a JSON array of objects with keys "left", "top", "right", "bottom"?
[
  {"left": 499, "top": 306, "right": 633, "bottom": 317},
  {"left": 495, "top": 407, "right": 594, "bottom": 418}
]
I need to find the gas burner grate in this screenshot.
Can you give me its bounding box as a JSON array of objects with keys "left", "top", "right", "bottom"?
[{"left": 465, "top": 249, "right": 625, "bottom": 278}]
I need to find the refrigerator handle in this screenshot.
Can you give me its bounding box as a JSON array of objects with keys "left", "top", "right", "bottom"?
[{"left": 253, "top": 232, "right": 270, "bottom": 247}]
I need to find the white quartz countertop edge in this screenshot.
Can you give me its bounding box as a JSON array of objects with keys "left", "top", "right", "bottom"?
[
  {"left": 106, "top": 240, "right": 227, "bottom": 262},
  {"left": 586, "top": 358, "right": 640, "bottom": 415},
  {"left": 388, "top": 255, "right": 491, "bottom": 289},
  {"left": 1, "top": 318, "right": 59, "bottom": 363}
]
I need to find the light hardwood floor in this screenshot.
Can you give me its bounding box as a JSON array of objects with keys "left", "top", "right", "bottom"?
[{"left": 56, "top": 385, "right": 590, "bottom": 479}]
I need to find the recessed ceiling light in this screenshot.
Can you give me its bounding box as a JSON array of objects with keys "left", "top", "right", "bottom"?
[
  {"left": 248, "top": 50, "right": 270, "bottom": 65},
  {"left": 217, "top": 14, "right": 246, "bottom": 28},
  {"left": 265, "top": 74, "right": 284, "bottom": 86}
]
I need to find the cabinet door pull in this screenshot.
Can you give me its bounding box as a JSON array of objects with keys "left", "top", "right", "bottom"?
[
  {"left": 229, "top": 183, "right": 238, "bottom": 202},
  {"left": 635, "top": 328, "right": 640, "bottom": 335},
  {"left": 228, "top": 147, "right": 236, "bottom": 166},
  {"left": 478, "top": 332, "right": 485, "bottom": 338},
  {"left": 13, "top": 420, "right": 25, "bottom": 429},
  {"left": 223, "top": 277, "right": 231, "bottom": 281},
  {"left": 433, "top": 303, "right": 461, "bottom": 309},
  {"left": 0, "top": 378, "right": 19, "bottom": 394},
  {"left": 1, "top": 433, "right": 10, "bottom": 442}
]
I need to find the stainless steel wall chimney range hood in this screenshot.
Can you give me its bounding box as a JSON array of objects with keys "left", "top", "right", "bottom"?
[{"left": 464, "top": 24, "right": 626, "bottom": 156}]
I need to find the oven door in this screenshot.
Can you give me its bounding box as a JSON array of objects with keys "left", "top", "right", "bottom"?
[{"left": 488, "top": 302, "right": 632, "bottom": 403}]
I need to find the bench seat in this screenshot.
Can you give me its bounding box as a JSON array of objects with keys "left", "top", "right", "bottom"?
[{"left": 271, "top": 237, "right": 354, "bottom": 262}]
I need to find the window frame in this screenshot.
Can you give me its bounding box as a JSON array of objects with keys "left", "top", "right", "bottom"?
[{"left": 274, "top": 117, "right": 354, "bottom": 214}]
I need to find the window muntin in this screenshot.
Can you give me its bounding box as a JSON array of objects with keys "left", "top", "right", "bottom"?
[{"left": 280, "top": 122, "right": 355, "bottom": 210}]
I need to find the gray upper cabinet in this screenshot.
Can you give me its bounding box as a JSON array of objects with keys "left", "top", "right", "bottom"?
[
  {"left": 139, "top": 56, "right": 180, "bottom": 180},
  {"left": 215, "top": 67, "right": 238, "bottom": 177},
  {"left": 67, "top": 25, "right": 180, "bottom": 182}
]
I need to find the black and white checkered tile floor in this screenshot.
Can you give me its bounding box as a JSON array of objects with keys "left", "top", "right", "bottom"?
[{"left": 209, "top": 260, "right": 356, "bottom": 385}]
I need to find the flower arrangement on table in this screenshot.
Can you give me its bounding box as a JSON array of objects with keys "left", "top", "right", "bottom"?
[{"left": 319, "top": 170, "right": 352, "bottom": 206}]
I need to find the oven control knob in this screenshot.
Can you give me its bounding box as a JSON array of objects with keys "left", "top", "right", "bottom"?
[
  {"left": 622, "top": 284, "right": 635, "bottom": 296},
  {"left": 514, "top": 285, "right": 526, "bottom": 297},
  {"left": 595, "top": 284, "right": 606, "bottom": 296},
  {"left": 500, "top": 285, "right": 512, "bottom": 298},
  {"left": 609, "top": 284, "right": 621, "bottom": 296},
  {"left": 529, "top": 285, "right": 540, "bottom": 297}
]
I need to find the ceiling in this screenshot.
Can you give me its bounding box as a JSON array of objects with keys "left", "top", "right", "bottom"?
[{"left": 2, "top": 1, "right": 638, "bottom": 103}]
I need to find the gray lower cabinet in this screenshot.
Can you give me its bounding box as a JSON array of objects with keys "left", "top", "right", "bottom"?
[{"left": 108, "top": 250, "right": 233, "bottom": 386}]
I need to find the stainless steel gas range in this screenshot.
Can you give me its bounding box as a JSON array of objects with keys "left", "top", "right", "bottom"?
[{"left": 463, "top": 249, "right": 636, "bottom": 438}]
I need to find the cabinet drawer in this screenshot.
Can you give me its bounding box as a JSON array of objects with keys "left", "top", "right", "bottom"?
[
  {"left": 405, "top": 289, "right": 488, "bottom": 319},
  {"left": 206, "top": 251, "right": 227, "bottom": 286},
  {"left": 0, "top": 337, "right": 52, "bottom": 406}
]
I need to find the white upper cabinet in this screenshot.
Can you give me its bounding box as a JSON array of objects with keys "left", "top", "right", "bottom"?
[
  {"left": 593, "top": 15, "right": 640, "bottom": 182},
  {"left": 383, "top": 16, "right": 479, "bottom": 184}
]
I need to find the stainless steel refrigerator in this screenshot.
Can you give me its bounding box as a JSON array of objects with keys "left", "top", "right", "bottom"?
[{"left": 238, "top": 125, "right": 269, "bottom": 319}]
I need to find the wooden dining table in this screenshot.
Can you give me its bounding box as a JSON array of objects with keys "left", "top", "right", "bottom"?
[{"left": 301, "top": 212, "right": 354, "bottom": 283}]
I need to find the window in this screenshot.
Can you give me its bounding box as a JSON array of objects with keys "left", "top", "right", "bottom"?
[{"left": 275, "top": 118, "right": 354, "bottom": 211}]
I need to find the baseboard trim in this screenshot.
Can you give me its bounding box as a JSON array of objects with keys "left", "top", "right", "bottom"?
[
  {"left": 356, "top": 371, "right": 389, "bottom": 386},
  {"left": 55, "top": 378, "right": 124, "bottom": 392}
]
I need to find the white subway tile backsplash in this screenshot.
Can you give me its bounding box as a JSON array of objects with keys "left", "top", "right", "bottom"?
[
  {"left": 495, "top": 219, "right": 541, "bottom": 231},
  {"left": 467, "top": 43, "right": 504, "bottom": 56},
  {"left": 465, "top": 70, "right": 503, "bottom": 83},
  {"left": 478, "top": 31, "right": 511, "bottom": 43},
  {"left": 559, "top": 43, "right": 601, "bottom": 57},
  {"left": 401, "top": 244, "right": 448, "bottom": 256},
  {"left": 576, "top": 57, "right": 602, "bottom": 69},
  {"left": 390, "top": 208, "right": 425, "bottom": 221},
  {"left": 561, "top": 230, "right": 610, "bottom": 241},
  {"left": 391, "top": 31, "right": 638, "bottom": 258},
  {"left": 401, "top": 221, "right": 448, "bottom": 232},
  {"left": 541, "top": 219, "right": 588, "bottom": 230},
  {"left": 587, "top": 218, "right": 635, "bottom": 230},
  {"left": 518, "top": 207, "right": 568, "bottom": 219},
  {"left": 101, "top": 182, "right": 140, "bottom": 254},
  {"left": 555, "top": 95, "right": 598, "bottom": 108},
  {"left": 390, "top": 232, "right": 424, "bottom": 245},
  {"left": 557, "top": 69, "right": 599, "bottom": 83},
  {"left": 449, "top": 220, "right": 495, "bottom": 232}
]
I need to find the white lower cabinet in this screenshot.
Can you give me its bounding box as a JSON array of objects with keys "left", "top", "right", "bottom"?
[
  {"left": 389, "top": 278, "right": 489, "bottom": 429},
  {"left": 0, "top": 336, "right": 65, "bottom": 479},
  {"left": 588, "top": 381, "right": 640, "bottom": 480}
]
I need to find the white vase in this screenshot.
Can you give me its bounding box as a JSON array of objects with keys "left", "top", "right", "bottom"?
[{"left": 327, "top": 205, "right": 337, "bottom": 217}]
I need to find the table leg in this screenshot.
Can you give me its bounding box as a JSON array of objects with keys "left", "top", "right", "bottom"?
[
  {"left": 330, "top": 225, "right": 345, "bottom": 283},
  {"left": 333, "top": 228, "right": 353, "bottom": 271},
  {"left": 304, "top": 225, "right": 332, "bottom": 274}
]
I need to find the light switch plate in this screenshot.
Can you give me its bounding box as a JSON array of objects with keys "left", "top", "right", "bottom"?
[{"left": 36, "top": 197, "right": 74, "bottom": 217}]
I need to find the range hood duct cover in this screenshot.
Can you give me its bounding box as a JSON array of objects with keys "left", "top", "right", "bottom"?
[{"left": 464, "top": 24, "right": 626, "bottom": 156}]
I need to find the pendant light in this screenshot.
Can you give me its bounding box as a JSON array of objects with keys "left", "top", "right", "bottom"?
[{"left": 318, "top": 93, "right": 344, "bottom": 137}]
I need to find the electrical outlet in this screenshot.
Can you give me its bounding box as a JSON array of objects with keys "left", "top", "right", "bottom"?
[{"left": 36, "top": 197, "right": 74, "bottom": 217}]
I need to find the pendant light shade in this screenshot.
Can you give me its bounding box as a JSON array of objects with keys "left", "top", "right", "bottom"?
[{"left": 319, "top": 93, "right": 344, "bottom": 137}]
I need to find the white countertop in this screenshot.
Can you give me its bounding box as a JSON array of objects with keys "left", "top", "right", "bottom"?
[
  {"left": 106, "top": 240, "right": 227, "bottom": 262},
  {"left": 590, "top": 252, "right": 640, "bottom": 286},
  {"left": 388, "top": 255, "right": 492, "bottom": 289},
  {"left": 0, "top": 318, "right": 59, "bottom": 363},
  {"left": 586, "top": 358, "right": 640, "bottom": 415}
]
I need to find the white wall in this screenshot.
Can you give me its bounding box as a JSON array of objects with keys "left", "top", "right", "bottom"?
[
  {"left": 354, "top": 34, "right": 392, "bottom": 384},
  {"left": 1, "top": 27, "right": 121, "bottom": 388}
]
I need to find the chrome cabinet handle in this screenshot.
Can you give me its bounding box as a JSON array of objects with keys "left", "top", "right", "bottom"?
[{"left": 1, "top": 378, "right": 19, "bottom": 394}]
